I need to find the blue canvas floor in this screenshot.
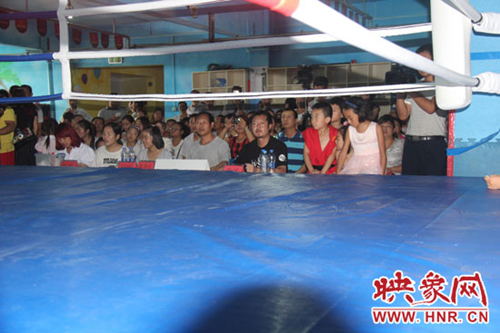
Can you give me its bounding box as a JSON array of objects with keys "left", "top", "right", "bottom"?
[{"left": 0, "top": 166, "right": 499, "bottom": 333}]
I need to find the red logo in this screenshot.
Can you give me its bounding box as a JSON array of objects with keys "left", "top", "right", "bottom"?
[{"left": 372, "top": 270, "right": 488, "bottom": 324}]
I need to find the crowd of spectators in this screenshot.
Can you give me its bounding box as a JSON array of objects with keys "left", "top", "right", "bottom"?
[{"left": 0, "top": 44, "right": 453, "bottom": 177}]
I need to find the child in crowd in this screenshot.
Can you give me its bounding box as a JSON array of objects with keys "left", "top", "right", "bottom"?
[
  {"left": 55, "top": 123, "right": 95, "bottom": 167},
  {"left": 337, "top": 98, "right": 386, "bottom": 175},
  {"left": 92, "top": 123, "right": 123, "bottom": 168},
  {"left": 329, "top": 97, "right": 344, "bottom": 130},
  {"left": 123, "top": 125, "right": 142, "bottom": 153},
  {"left": 95, "top": 137, "right": 104, "bottom": 149},
  {"left": 378, "top": 115, "right": 404, "bottom": 175},
  {"left": 35, "top": 118, "right": 58, "bottom": 154},
  {"left": 303, "top": 102, "right": 338, "bottom": 174},
  {"left": 335, "top": 126, "right": 352, "bottom": 168}
]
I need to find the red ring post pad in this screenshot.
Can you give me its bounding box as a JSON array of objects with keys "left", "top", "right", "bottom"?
[
  {"left": 0, "top": 53, "right": 54, "bottom": 62},
  {"left": 245, "top": 0, "right": 299, "bottom": 17}
]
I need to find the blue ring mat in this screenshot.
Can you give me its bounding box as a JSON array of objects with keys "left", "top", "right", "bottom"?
[{"left": 0, "top": 166, "right": 498, "bottom": 333}]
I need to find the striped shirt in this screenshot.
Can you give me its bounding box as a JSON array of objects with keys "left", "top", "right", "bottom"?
[{"left": 278, "top": 130, "right": 304, "bottom": 173}]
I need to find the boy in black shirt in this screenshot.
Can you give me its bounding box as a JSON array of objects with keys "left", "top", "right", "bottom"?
[{"left": 234, "top": 111, "right": 287, "bottom": 173}]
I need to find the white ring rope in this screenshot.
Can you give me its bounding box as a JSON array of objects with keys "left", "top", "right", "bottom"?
[
  {"left": 288, "top": 0, "right": 478, "bottom": 88},
  {"left": 65, "top": 0, "right": 225, "bottom": 18},
  {"left": 472, "top": 72, "right": 500, "bottom": 94},
  {"left": 447, "top": 0, "right": 482, "bottom": 23},
  {"left": 47, "top": 0, "right": 500, "bottom": 101},
  {"left": 474, "top": 13, "right": 500, "bottom": 35},
  {"left": 52, "top": 23, "right": 432, "bottom": 61},
  {"left": 447, "top": 0, "right": 500, "bottom": 34},
  {"left": 67, "top": 83, "right": 435, "bottom": 102}
]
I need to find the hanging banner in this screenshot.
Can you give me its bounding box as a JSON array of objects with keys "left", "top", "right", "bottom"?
[
  {"left": 115, "top": 35, "right": 123, "bottom": 50},
  {"left": 55, "top": 23, "right": 59, "bottom": 40},
  {"left": 15, "top": 19, "right": 28, "bottom": 33},
  {"left": 73, "top": 28, "right": 82, "bottom": 45},
  {"left": 37, "top": 19, "right": 47, "bottom": 36},
  {"left": 0, "top": 10, "right": 10, "bottom": 30},
  {"left": 90, "top": 32, "right": 99, "bottom": 48},
  {"left": 101, "top": 33, "right": 109, "bottom": 48}
]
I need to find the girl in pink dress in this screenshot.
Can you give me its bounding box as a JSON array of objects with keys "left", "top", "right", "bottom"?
[{"left": 337, "top": 98, "right": 386, "bottom": 175}]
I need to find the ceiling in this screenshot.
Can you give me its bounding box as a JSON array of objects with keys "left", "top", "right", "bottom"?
[{"left": 0, "top": 0, "right": 385, "bottom": 48}]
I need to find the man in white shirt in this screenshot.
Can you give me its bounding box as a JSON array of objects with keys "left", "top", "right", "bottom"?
[
  {"left": 187, "top": 112, "right": 230, "bottom": 171},
  {"left": 396, "top": 44, "right": 447, "bottom": 176}
]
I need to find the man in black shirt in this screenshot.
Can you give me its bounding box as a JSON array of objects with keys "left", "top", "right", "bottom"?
[{"left": 234, "top": 111, "right": 288, "bottom": 173}]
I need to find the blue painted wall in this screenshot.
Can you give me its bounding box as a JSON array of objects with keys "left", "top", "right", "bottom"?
[
  {"left": 453, "top": 0, "right": 500, "bottom": 177},
  {"left": 269, "top": 0, "right": 431, "bottom": 67},
  {"left": 0, "top": 44, "right": 49, "bottom": 94}
]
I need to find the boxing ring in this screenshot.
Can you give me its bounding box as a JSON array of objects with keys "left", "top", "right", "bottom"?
[
  {"left": 1, "top": 0, "right": 500, "bottom": 331},
  {"left": 0, "top": 166, "right": 499, "bottom": 332}
]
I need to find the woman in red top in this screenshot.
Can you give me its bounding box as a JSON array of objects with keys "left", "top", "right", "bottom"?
[{"left": 303, "top": 102, "right": 338, "bottom": 174}]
